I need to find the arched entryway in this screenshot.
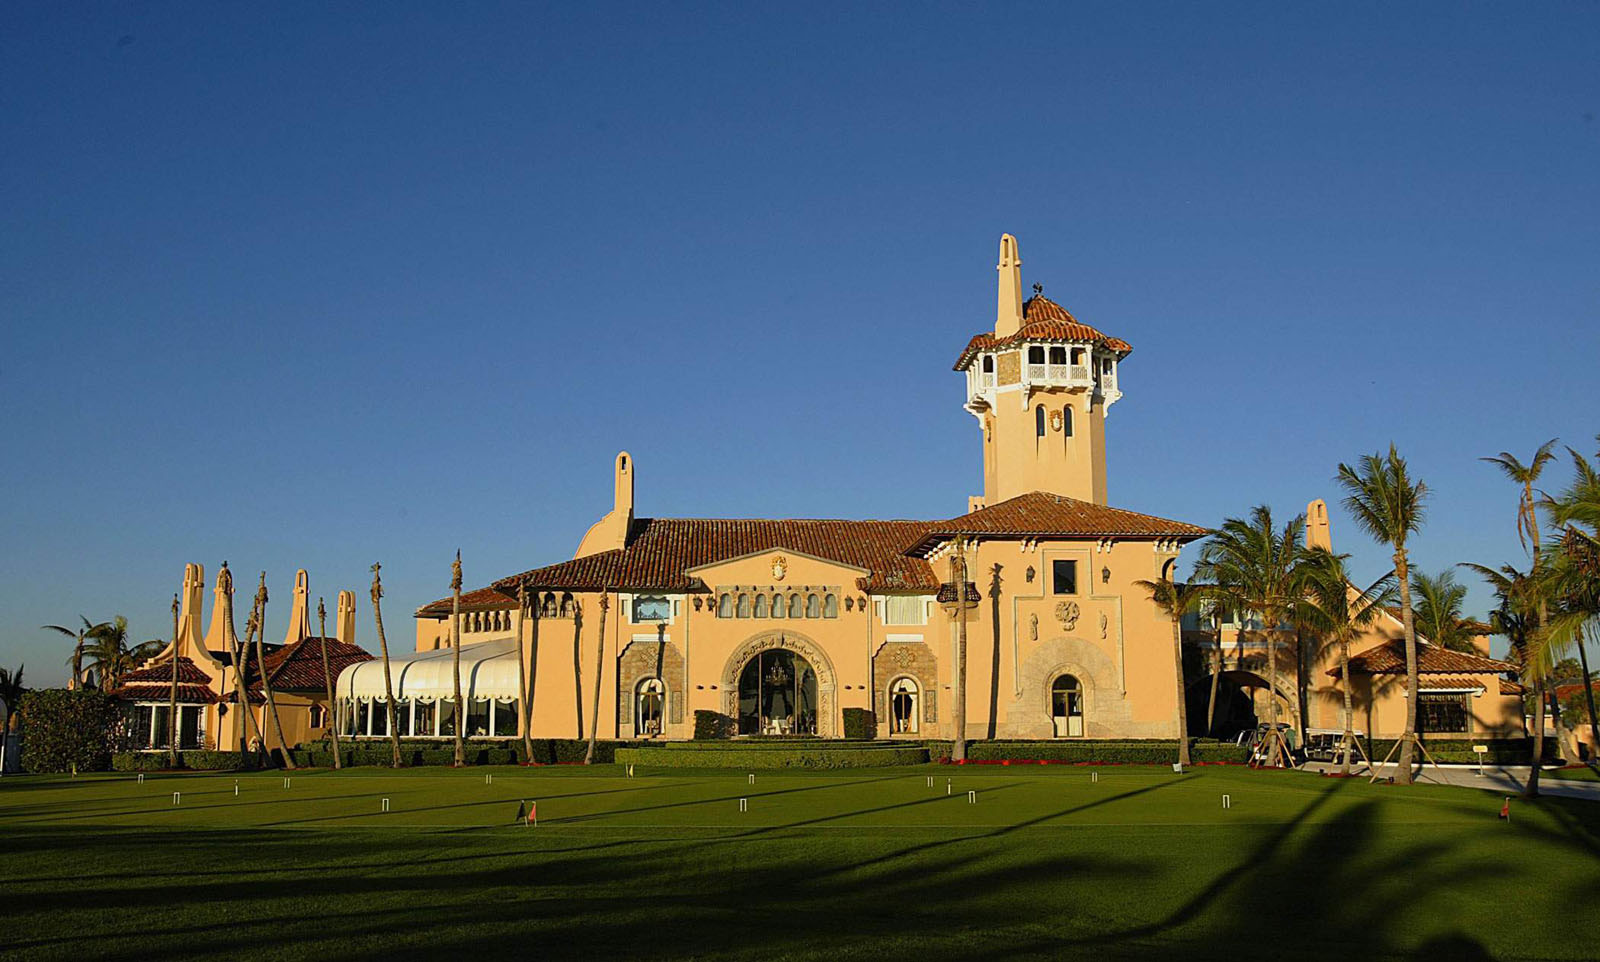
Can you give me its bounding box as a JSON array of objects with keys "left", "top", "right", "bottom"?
[
  {"left": 1193, "top": 669, "right": 1294, "bottom": 741},
  {"left": 720, "top": 631, "right": 838, "bottom": 737},
  {"left": 635, "top": 678, "right": 665, "bottom": 737},
  {"left": 1050, "top": 674, "right": 1084, "bottom": 737}
]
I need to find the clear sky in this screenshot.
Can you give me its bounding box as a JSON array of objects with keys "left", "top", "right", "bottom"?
[{"left": 4, "top": 3, "right": 1597, "bottom": 685}]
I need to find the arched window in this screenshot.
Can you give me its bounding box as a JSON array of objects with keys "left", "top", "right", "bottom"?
[
  {"left": 559, "top": 592, "right": 574, "bottom": 616},
  {"left": 753, "top": 594, "right": 769, "bottom": 618},
  {"left": 889, "top": 677, "right": 920, "bottom": 734},
  {"left": 771, "top": 592, "right": 786, "bottom": 619},
  {"left": 823, "top": 594, "right": 838, "bottom": 618},
  {"left": 635, "top": 678, "right": 665, "bottom": 736},
  {"left": 1062, "top": 406, "right": 1073, "bottom": 438},
  {"left": 982, "top": 355, "right": 994, "bottom": 373},
  {"left": 736, "top": 593, "right": 752, "bottom": 618},
  {"left": 1035, "top": 405, "right": 1046, "bottom": 438},
  {"left": 806, "top": 594, "right": 820, "bottom": 618},
  {"left": 718, "top": 593, "right": 733, "bottom": 618},
  {"left": 788, "top": 593, "right": 803, "bottom": 618},
  {"left": 1027, "top": 345, "right": 1045, "bottom": 364},
  {"left": 1051, "top": 675, "right": 1084, "bottom": 738}
]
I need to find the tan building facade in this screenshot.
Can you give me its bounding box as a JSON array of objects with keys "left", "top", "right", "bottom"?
[{"left": 372, "top": 235, "right": 1214, "bottom": 742}]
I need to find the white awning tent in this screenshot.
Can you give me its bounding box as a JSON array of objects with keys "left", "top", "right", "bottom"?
[{"left": 336, "top": 637, "right": 521, "bottom": 703}]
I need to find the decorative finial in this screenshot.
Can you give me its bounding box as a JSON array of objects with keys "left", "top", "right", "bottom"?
[
  {"left": 1032, "top": 282, "right": 1042, "bottom": 295},
  {"left": 218, "top": 562, "right": 232, "bottom": 595}
]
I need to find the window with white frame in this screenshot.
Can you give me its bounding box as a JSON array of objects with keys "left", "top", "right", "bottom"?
[
  {"left": 632, "top": 595, "right": 672, "bottom": 622},
  {"left": 883, "top": 596, "right": 929, "bottom": 626}
]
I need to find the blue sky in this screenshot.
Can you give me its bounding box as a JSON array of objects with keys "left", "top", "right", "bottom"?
[{"left": 3, "top": 3, "right": 1597, "bottom": 684}]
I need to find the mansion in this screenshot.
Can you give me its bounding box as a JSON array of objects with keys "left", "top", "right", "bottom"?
[{"left": 341, "top": 235, "right": 1216, "bottom": 742}]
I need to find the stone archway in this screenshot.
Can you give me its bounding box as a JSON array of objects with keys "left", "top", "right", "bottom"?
[{"left": 721, "top": 630, "right": 838, "bottom": 737}]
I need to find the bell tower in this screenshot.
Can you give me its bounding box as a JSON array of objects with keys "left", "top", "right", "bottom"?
[{"left": 955, "top": 234, "right": 1131, "bottom": 508}]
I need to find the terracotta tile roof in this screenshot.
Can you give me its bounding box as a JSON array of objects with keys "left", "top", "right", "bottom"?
[
  {"left": 254, "top": 637, "right": 373, "bottom": 692},
  {"left": 119, "top": 656, "right": 213, "bottom": 686},
  {"left": 1501, "top": 678, "right": 1527, "bottom": 696},
  {"left": 1554, "top": 680, "right": 1600, "bottom": 701},
  {"left": 907, "top": 492, "right": 1208, "bottom": 553},
  {"left": 486, "top": 518, "right": 942, "bottom": 596},
  {"left": 953, "top": 295, "right": 1133, "bottom": 371},
  {"left": 1331, "top": 639, "right": 1513, "bottom": 677},
  {"left": 1413, "top": 676, "right": 1491, "bottom": 691},
  {"left": 415, "top": 587, "right": 518, "bottom": 618},
  {"left": 111, "top": 683, "right": 219, "bottom": 704}
]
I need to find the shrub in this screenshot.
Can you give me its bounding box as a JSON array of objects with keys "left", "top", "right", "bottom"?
[
  {"left": 693, "top": 710, "right": 734, "bottom": 740},
  {"left": 964, "top": 739, "right": 1247, "bottom": 765},
  {"left": 111, "top": 750, "right": 244, "bottom": 771},
  {"left": 18, "top": 689, "right": 120, "bottom": 773},
  {"left": 1365, "top": 736, "right": 1559, "bottom": 766},
  {"left": 842, "top": 708, "right": 877, "bottom": 740},
  {"left": 614, "top": 745, "right": 928, "bottom": 769}
]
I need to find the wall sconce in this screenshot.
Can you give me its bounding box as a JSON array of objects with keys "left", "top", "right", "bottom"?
[
  {"left": 1101, "top": 566, "right": 1111, "bottom": 585},
  {"left": 1025, "top": 566, "right": 1035, "bottom": 584}
]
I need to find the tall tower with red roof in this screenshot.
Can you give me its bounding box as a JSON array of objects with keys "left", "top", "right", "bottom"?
[{"left": 954, "top": 234, "right": 1131, "bottom": 508}]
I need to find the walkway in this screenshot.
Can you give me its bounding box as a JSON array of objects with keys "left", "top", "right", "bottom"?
[{"left": 1303, "top": 761, "right": 1600, "bottom": 802}]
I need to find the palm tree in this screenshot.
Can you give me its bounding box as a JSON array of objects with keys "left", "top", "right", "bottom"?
[
  {"left": 316, "top": 598, "right": 342, "bottom": 770},
  {"left": 1133, "top": 576, "right": 1205, "bottom": 766},
  {"left": 1201, "top": 592, "right": 1230, "bottom": 737},
  {"left": 1466, "top": 561, "right": 1552, "bottom": 794},
  {"left": 515, "top": 580, "right": 535, "bottom": 765},
  {"left": 1410, "top": 569, "right": 1475, "bottom": 653},
  {"left": 42, "top": 617, "right": 98, "bottom": 689},
  {"left": 370, "top": 563, "right": 403, "bottom": 769},
  {"left": 1302, "top": 548, "right": 1394, "bottom": 774},
  {"left": 1484, "top": 440, "right": 1561, "bottom": 735},
  {"left": 253, "top": 573, "right": 296, "bottom": 770},
  {"left": 449, "top": 553, "right": 466, "bottom": 767},
  {"left": 167, "top": 593, "right": 180, "bottom": 767},
  {"left": 1545, "top": 440, "right": 1600, "bottom": 766},
  {"left": 1337, "top": 444, "right": 1429, "bottom": 784},
  {"left": 1194, "top": 506, "right": 1309, "bottom": 766},
  {"left": 82, "top": 617, "right": 163, "bottom": 692},
  {"left": 221, "top": 564, "right": 264, "bottom": 763},
  {"left": 951, "top": 540, "right": 971, "bottom": 763},
  {"left": 0, "top": 664, "right": 23, "bottom": 773},
  {"left": 583, "top": 591, "right": 610, "bottom": 765}
]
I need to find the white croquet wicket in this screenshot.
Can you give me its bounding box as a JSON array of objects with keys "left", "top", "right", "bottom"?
[
  {"left": 967, "top": 790, "right": 976, "bottom": 804},
  {"left": 748, "top": 773, "right": 755, "bottom": 785},
  {"left": 381, "top": 798, "right": 390, "bottom": 813},
  {"left": 738, "top": 797, "right": 748, "bottom": 812},
  {"left": 172, "top": 792, "right": 180, "bottom": 806},
  {"left": 1222, "top": 794, "right": 1231, "bottom": 809}
]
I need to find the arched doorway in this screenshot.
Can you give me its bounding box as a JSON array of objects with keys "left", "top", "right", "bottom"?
[
  {"left": 635, "top": 678, "right": 665, "bottom": 737},
  {"left": 888, "top": 677, "right": 919, "bottom": 735},
  {"left": 1197, "top": 669, "right": 1293, "bottom": 741},
  {"left": 1051, "top": 674, "right": 1084, "bottom": 737},
  {"left": 736, "top": 649, "right": 818, "bottom": 735}
]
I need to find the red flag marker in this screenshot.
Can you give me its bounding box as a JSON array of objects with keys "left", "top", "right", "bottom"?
[
  {"left": 1499, "top": 797, "right": 1511, "bottom": 821},
  {"left": 528, "top": 800, "right": 538, "bottom": 827}
]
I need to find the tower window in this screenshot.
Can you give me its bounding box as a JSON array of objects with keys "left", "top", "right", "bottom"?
[
  {"left": 1062, "top": 406, "right": 1073, "bottom": 438},
  {"left": 1052, "top": 560, "right": 1078, "bottom": 596},
  {"left": 1027, "top": 346, "right": 1045, "bottom": 365},
  {"left": 1048, "top": 346, "right": 1067, "bottom": 365},
  {"left": 753, "top": 594, "right": 768, "bottom": 618},
  {"left": 736, "top": 593, "right": 751, "bottom": 618},
  {"left": 981, "top": 356, "right": 994, "bottom": 373},
  {"left": 1035, "top": 405, "right": 1046, "bottom": 438},
  {"left": 1071, "top": 348, "right": 1085, "bottom": 365}
]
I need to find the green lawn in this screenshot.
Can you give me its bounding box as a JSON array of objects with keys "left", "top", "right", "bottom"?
[{"left": 2, "top": 765, "right": 1596, "bottom": 961}]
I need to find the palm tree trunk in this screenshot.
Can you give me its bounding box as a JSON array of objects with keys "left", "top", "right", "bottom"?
[
  {"left": 584, "top": 593, "right": 609, "bottom": 765},
  {"left": 1171, "top": 615, "right": 1191, "bottom": 766},
  {"left": 1576, "top": 637, "right": 1599, "bottom": 766},
  {"left": 371, "top": 564, "right": 403, "bottom": 768},
  {"left": 72, "top": 636, "right": 84, "bottom": 691},
  {"left": 516, "top": 583, "right": 535, "bottom": 765},
  {"left": 233, "top": 603, "right": 265, "bottom": 765},
  {"left": 168, "top": 594, "right": 180, "bottom": 768},
  {"left": 1526, "top": 681, "right": 1546, "bottom": 798},
  {"left": 1264, "top": 623, "right": 1282, "bottom": 765},
  {"left": 316, "top": 599, "right": 342, "bottom": 770},
  {"left": 1206, "top": 616, "right": 1222, "bottom": 737},
  {"left": 255, "top": 579, "right": 296, "bottom": 770},
  {"left": 1394, "top": 550, "right": 1419, "bottom": 785},
  {"left": 952, "top": 546, "right": 970, "bottom": 763},
  {"left": 450, "top": 552, "right": 466, "bottom": 767},
  {"left": 1339, "top": 634, "right": 1355, "bottom": 776}
]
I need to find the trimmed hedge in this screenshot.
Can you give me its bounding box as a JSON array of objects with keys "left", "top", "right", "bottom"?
[
  {"left": 963, "top": 739, "right": 1248, "bottom": 765},
  {"left": 1365, "top": 736, "right": 1560, "bottom": 766},
  {"left": 693, "top": 710, "right": 734, "bottom": 740},
  {"left": 629, "top": 739, "right": 901, "bottom": 750},
  {"left": 615, "top": 745, "right": 929, "bottom": 769},
  {"left": 286, "top": 738, "right": 645, "bottom": 767},
  {"left": 18, "top": 689, "right": 121, "bottom": 773},
  {"left": 842, "top": 708, "right": 877, "bottom": 740},
  {"left": 112, "top": 750, "right": 245, "bottom": 772}
]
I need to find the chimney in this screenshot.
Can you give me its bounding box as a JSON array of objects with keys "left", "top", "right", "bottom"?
[
  {"left": 995, "top": 234, "right": 1024, "bottom": 338},
  {"left": 1307, "top": 499, "right": 1332, "bottom": 551},
  {"left": 336, "top": 590, "right": 357, "bottom": 643},
  {"left": 282, "top": 569, "right": 312, "bottom": 647}
]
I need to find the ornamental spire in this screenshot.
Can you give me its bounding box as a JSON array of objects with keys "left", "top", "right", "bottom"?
[{"left": 995, "top": 233, "right": 1023, "bottom": 338}]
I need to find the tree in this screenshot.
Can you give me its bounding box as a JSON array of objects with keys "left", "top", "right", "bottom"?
[
  {"left": 1194, "top": 506, "right": 1310, "bottom": 766},
  {"left": 1410, "top": 569, "right": 1475, "bottom": 653},
  {"left": 1302, "top": 548, "right": 1394, "bottom": 775},
  {"left": 1544, "top": 439, "right": 1600, "bottom": 767},
  {"left": 449, "top": 553, "right": 466, "bottom": 767},
  {"left": 316, "top": 598, "right": 342, "bottom": 770},
  {"left": 951, "top": 540, "right": 971, "bottom": 763},
  {"left": 0, "top": 664, "right": 23, "bottom": 773},
  {"left": 515, "top": 580, "right": 535, "bottom": 765},
  {"left": 1337, "top": 445, "right": 1428, "bottom": 785},
  {"left": 167, "top": 593, "right": 180, "bottom": 767},
  {"left": 1465, "top": 561, "right": 1552, "bottom": 794},
  {"left": 80, "top": 617, "right": 162, "bottom": 692},
  {"left": 583, "top": 592, "right": 610, "bottom": 765},
  {"left": 42, "top": 617, "right": 96, "bottom": 689},
  {"left": 370, "top": 563, "right": 403, "bottom": 769},
  {"left": 1133, "top": 576, "right": 1204, "bottom": 766},
  {"left": 252, "top": 573, "right": 296, "bottom": 770}
]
